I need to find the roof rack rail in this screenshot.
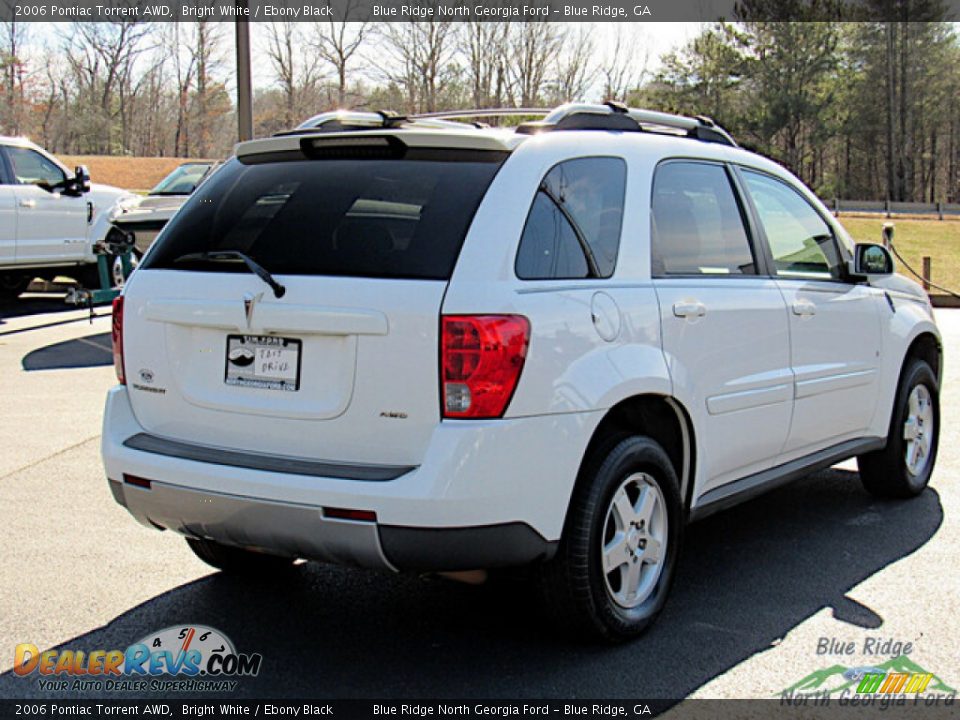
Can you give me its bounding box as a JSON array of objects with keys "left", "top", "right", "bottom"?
[
  {"left": 278, "top": 104, "right": 736, "bottom": 147},
  {"left": 516, "top": 103, "right": 738, "bottom": 147},
  {"left": 275, "top": 110, "right": 468, "bottom": 136},
  {"left": 411, "top": 108, "right": 550, "bottom": 121}
]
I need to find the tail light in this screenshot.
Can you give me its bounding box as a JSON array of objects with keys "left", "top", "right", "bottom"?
[
  {"left": 112, "top": 296, "right": 125, "bottom": 385},
  {"left": 441, "top": 315, "right": 530, "bottom": 419}
]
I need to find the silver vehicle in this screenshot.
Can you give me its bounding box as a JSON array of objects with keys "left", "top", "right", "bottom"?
[{"left": 112, "top": 161, "right": 219, "bottom": 256}]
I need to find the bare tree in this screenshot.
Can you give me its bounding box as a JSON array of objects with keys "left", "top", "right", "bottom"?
[
  {"left": 191, "top": 21, "right": 224, "bottom": 157},
  {"left": 551, "top": 25, "right": 596, "bottom": 104},
  {"left": 168, "top": 23, "right": 197, "bottom": 156},
  {"left": 0, "top": 9, "right": 28, "bottom": 134},
  {"left": 39, "top": 53, "right": 70, "bottom": 150},
  {"left": 265, "top": 22, "right": 321, "bottom": 127},
  {"left": 458, "top": 20, "right": 509, "bottom": 108},
  {"left": 377, "top": 17, "right": 456, "bottom": 113},
  {"left": 63, "top": 21, "right": 153, "bottom": 153},
  {"left": 163, "top": 20, "right": 229, "bottom": 157},
  {"left": 507, "top": 23, "right": 564, "bottom": 107},
  {"left": 313, "top": 5, "right": 371, "bottom": 108},
  {"left": 600, "top": 25, "right": 649, "bottom": 102},
  {"left": 124, "top": 53, "right": 172, "bottom": 155}
]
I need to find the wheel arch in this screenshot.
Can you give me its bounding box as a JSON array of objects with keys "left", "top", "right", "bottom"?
[
  {"left": 870, "top": 329, "right": 942, "bottom": 441},
  {"left": 573, "top": 394, "right": 696, "bottom": 518},
  {"left": 903, "top": 331, "right": 942, "bottom": 384}
]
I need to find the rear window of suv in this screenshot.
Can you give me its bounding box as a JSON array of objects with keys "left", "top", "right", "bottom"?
[{"left": 142, "top": 149, "right": 506, "bottom": 280}]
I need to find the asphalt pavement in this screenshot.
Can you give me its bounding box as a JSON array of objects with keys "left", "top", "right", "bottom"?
[{"left": 0, "top": 295, "right": 956, "bottom": 703}]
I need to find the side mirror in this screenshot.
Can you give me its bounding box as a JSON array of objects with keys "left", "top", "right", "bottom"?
[
  {"left": 850, "top": 242, "right": 894, "bottom": 279},
  {"left": 73, "top": 165, "right": 91, "bottom": 194}
]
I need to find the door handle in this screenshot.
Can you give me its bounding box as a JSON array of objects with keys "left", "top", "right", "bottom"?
[
  {"left": 673, "top": 301, "right": 706, "bottom": 318},
  {"left": 792, "top": 300, "right": 817, "bottom": 317},
  {"left": 18, "top": 199, "right": 36, "bottom": 208}
]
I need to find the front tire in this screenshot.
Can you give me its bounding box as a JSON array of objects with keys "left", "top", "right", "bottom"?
[
  {"left": 186, "top": 537, "right": 297, "bottom": 576},
  {"left": 858, "top": 359, "right": 939, "bottom": 498},
  {"left": 536, "top": 436, "right": 683, "bottom": 642},
  {"left": 0, "top": 272, "right": 32, "bottom": 300}
]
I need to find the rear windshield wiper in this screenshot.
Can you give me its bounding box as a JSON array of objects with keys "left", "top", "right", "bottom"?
[{"left": 172, "top": 251, "right": 286, "bottom": 298}]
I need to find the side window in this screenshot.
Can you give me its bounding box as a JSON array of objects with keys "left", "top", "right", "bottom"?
[
  {"left": 742, "top": 170, "right": 842, "bottom": 280},
  {"left": 516, "top": 157, "right": 626, "bottom": 280},
  {"left": 651, "top": 162, "right": 756, "bottom": 276},
  {"left": 5, "top": 146, "right": 67, "bottom": 188},
  {"left": 0, "top": 150, "right": 9, "bottom": 185}
]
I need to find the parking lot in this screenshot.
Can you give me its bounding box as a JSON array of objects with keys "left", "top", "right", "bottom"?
[{"left": 0, "top": 296, "right": 957, "bottom": 702}]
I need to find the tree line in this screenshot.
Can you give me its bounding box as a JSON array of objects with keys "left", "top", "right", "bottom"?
[
  {"left": 641, "top": 10, "right": 960, "bottom": 202},
  {"left": 0, "top": 15, "right": 647, "bottom": 157},
  {"left": 1, "top": 9, "right": 958, "bottom": 203}
]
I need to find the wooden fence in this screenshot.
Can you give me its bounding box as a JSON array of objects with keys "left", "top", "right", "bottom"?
[{"left": 831, "top": 199, "right": 960, "bottom": 219}]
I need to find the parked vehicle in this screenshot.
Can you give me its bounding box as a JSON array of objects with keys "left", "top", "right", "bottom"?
[
  {"left": 102, "top": 104, "right": 941, "bottom": 641},
  {"left": 0, "top": 137, "right": 138, "bottom": 299},
  {"left": 112, "top": 161, "right": 218, "bottom": 256}
]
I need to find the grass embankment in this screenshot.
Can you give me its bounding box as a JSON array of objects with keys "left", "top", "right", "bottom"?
[
  {"left": 838, "top": 216, "right": 960, "bottom": 293},
  {"left": 59, "top": 155, "right": 214, "bottom": 194}
]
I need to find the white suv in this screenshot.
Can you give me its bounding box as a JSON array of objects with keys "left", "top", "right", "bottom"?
[{"left": 102, "top": 104, "right": 941, "bottom": 641}]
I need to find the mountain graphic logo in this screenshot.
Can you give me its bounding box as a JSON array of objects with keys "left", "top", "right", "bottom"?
[{"left": 779, "top": 655, "right": 956, "bottom": 696}]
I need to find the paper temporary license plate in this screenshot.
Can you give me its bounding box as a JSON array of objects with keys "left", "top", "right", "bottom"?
[{"left": 225, "top": 335, "right": 302, "bottom": 391}]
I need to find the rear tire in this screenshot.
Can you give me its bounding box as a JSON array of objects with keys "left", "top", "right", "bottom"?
[
  {"left": 77, "top": 258, "right": 134, "bottom": 290},
  {"left": 536, "top": 436, "right": 682, "bottom": 642},
  {"left": 858, "top": 359, "right": 939, "bottom": 499},
  {"left": 186, "top": 537, "right": 297, "bottom": 576},
  {"left": 0, "top": 272, "right": 32, "bottom": 300},
  {"left": 77, "top": 263, "right": 104, "bottom": 290}
]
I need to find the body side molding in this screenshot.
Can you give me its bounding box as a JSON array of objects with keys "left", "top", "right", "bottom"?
[{"left": 690, "top": 437, "right": 886, "bottom": 521}]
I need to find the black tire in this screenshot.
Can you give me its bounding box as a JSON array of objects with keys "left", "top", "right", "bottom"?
[
  {"left": 76, "top": 263, "right": 104, "bottom": 290},
  {"left": 858, "top": 359, "right": 939, "bottom": 499},
  {"left": 536, "top": 436, "right": 683, "bottom": 642},
  {"left": 186, "top": 537, "right": 297, "bottom": 576},
  {"left": 0, "top": 273, "right": 32, "bottom": 300},
  {"left": 76, "top": 255, "right": 137, "bottom": 290}
]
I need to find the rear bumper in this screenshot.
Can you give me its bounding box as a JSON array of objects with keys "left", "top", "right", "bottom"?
[
  {"left": 109, "top": 478, "right": 552, "bottom": 571},
  {"left": 102, "top": 387, "right": 600, "bottom": 570}
]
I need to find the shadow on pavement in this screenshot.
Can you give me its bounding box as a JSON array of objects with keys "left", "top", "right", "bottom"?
[
  {"left": 0, "top": 294, "right": 76, "bottom": 321},
  {"left": 21, "top": 332, "right": 112, "bottom": 371},
  {"left": 0, "top": 469, "right": 943, "bottom": 700}
]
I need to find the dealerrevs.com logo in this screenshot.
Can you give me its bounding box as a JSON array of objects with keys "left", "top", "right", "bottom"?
[{"left": 13, "top": 625, "right": 262, "bottom": 693}]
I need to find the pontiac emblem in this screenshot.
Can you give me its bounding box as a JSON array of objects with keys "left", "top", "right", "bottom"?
[{"left": 242, "top": 292, "right": 262, "bottom": 328}]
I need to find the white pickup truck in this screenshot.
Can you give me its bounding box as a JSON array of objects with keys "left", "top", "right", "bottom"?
[{"left": 0, "top": 136, "right": 137, "bottom": 299}]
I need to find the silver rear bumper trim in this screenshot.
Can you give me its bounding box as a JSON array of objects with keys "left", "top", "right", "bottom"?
[{"left": 110, "top": 479, "right": 397, "bottom": 571}]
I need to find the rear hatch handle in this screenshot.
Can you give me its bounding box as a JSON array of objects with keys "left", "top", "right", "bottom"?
[
  {"left": 173, "top": 251, "right": 286, "bottom": 298},
  {"left": 144, "top": 298, "right": 389, "bottom": 336}
]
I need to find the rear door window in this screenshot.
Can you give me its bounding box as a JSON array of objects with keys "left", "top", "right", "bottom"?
[
  {"left": 515, "top": 157, "right": 627, "bottom": 279},
  {"left": 651, "top": 161, "right": 756, "bottom": 276},
  {"left": 143, "top": 150, "right": 505, "bottom": 280}
]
